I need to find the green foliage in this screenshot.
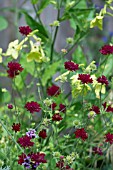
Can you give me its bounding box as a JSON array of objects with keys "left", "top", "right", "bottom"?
[{"left": 0, "top": 16, "right": 8, "bottom": 31}]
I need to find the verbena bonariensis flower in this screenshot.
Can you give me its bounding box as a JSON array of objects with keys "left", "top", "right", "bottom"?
[
  {"left": 17, "top": 135, "right": 34, "bottom": 148},
  {"left": 39, "top": 129, "right": 47, "bottom": 139},
  {"left": 25, "top": 101, "right": 41, "bottom": 114},
  {"left": 59, "top": 104, "right": 66, "bottom": 113},
  {"left": 93, "top": 147, "right": 103, "bottom": 155},
  {"left": 49, "top": 102, "right": 57, "bottom": 110},
  {"left": 19, "top": 26, "right": 32, "bottom": 36},
  {"left": 74, "top": 128, "right": 88, "bottom": 141},
  {"left": 78, "top": 74, "right": 93, "bottom": 84},
  {"left": 90, "top": 105, "right": 100, "bottom": 114},
  {"left": 105, "top": 132, "right": 113, "bottom": 144},
  {"left": 52, "top": 113, "right": 63, "bottom": 121},
  {"left": 97, "top": 75, "right": 109, "bottom": 86},
  {"left": 31, "top": 152, "right": 47, "bottom": 164},
  {"left": 7, "top": 62, "right": 24, "bottom": 78},
  {"left": 99, "top": 45, "right": 113, "bottom": 55},
  {"left": 64, "top": 61, "right": 79, "bottom": 71},
  {"left": 7, "top": 104, "right": 13, "bottom": 109},
  {"left": 26, "top": 129, "right": 36, "bottom": 139},
  {"left": 47, "top": 85, "right": 61, "bottom": 96},
  {"left": 12, "top": 123, "right": 20, "bottom": 133}
]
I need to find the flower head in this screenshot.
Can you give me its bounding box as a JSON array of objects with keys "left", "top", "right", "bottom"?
[
  {"left": 7, "top": 62, "right": 23, "bottom": 78},
  {"left": 12, "top": 123, "right": 20, "bottom": 133},
  {"left": 49, "top": 102, "right": 57, "bottom": 110},
  {"left": 31, "top": 152, "right": 47, "bottom": 164},
  {"left": 25, "top": 101, "right": 41, "bottom": 114},
  {"left": 103, "top": 102, "right": 113, "bottom": 112},
  {"left": 7, "top": 104, "right": 13, "bottom": 109},
  {"left": 64, "top": 61, "right": 79, "bottom": 71},
  {"left": 99, "top": 45, "right": 113, "bottom": 55},
  {"left": 74, "top": 128, "right": 88, "bottom": 141},
  {"left": 39, "top": 129, "right": 47, "bottom": 139},
  {"left": 52, "top": 113, "right": 63, "bottom": 121},
  {"left": 93, "top": 147, "right": 103, "bottom": 155},
  {"left": 105, "top": 132, "right": 113, "bottom": 144},
  {"left": 19, "top": 26, "right": 32, "bottom": 36},
  {"left": 90, "top": 105, "right": 100, "bottom": 114},
  {"left": 97, "top": 75, "right": 109, "bottom": 86},
  {"left": 26, "top": 129, "right": 36, "bottom": 138},
  {"left": 18, "top": 153, "right": 26, "bottom": 165},
  {"left": 59, "top": 104, "right": 66, "bottom": 113},
  {"left": 17, "top": 135, "right": 34, "bottom": 148},
  {"left": 78, "top": 74, "right": 93, "bottom": 84},
  {"left": 47, "top": 85, "right": 61, "bottom": 96}
]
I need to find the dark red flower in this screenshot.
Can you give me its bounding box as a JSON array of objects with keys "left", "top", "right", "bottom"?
[
  {"left": 59, "top": 104, "right": 66, "bottom": 113},
  {"left": 39, "top": 129, "right": 47, "bottom": 139},
  {"left": 97, "top": 75, "right": 109, "bottom": 86},
  {"left": 18, "top": 153, "right": 26, "bottom": 165},
  {"left": 31, "top": 152, "right": 47, "bottom": 164},
  {"left": 7, "top": 104, "right": 13, "bottom": 109},
  {"left": 19, "top": 26, "right": 32, "bottom": 36},
  {"left": 99, "top": 45, "right": 113, "bottom": 55},
  {"left": 102, "top": 102, "right": 113, "bottom": 112},
  {"left": 47, "top": 85, "right": 61, "bottom": 96},
  {"left": 78, "top": 74, "right": 93, "bottom": 84},
  {"left": 25, "top": 101, "right": 41, "bottom": 114},
  {"left": 105, "top": 132, "right": 113, "bottom": 144},
  {"left": 7, "top": 62, "right": 24, "bottom": 78},
  {"left": 64, "top": 61, "right": 79, "bottom": 71},
  {"left": 56, "top": 160, "right": 64, "bottom": 169},
  {"left": 90, "top": 105, "right": 100, "bottom": 114},
  {"left": 17, "top": 135, "right": 34, "bottom": 148},
  {"left": 12, "top": 123, "right": 20, "bottom": 133},
  {"left": 74, "top": 128, "right": 88, "bottom": 141},
  {"left": 52, "top": 113, "right": 63, "bottom": 121},
  {"left": 49, "top": 102, "right": 57, "bottom": 110},
  {"left": 93, "top": 147, "right": 103, "bottom": 155}
]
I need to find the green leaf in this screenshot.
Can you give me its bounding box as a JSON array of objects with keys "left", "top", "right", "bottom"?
[
  {"left": 42, "top": 61, "right": 60, "bottom": 86},
  {"left": 31, "top": 0, "right": 39, "bottom": 4},
  {"left": 38, "top": 0, "right": 51, "bottom": 14},
  {"left": 0, "top": 16, "right": 8, "bottom": 31},
  {"left": 24, "top": 14, "right": 49, "bottom": 42}
]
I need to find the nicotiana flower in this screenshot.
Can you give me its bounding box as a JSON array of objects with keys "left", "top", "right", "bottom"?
[
  {"left": 19, "top": 26, "right": 32, "bottom": 36},
  {"left": 12, "top": 123, "right": 20, "bottom": 133},
  {"left": 17, "top": 135, "right": 34, "bottom": 148},
  {"left": 7, "top": 62, "right": 24, "bottom": 78},
  {"left": 99, "top": 44, "right": 113, "bottom": 55},
  {"left": 47, "top": 85, "right": 61, "bottom": 96},
  {"left": 25, "top": 101, "right": 41, "bottom": 114},
  {"left": 74, "top": 128, "right": 88, "bottom": 141},
  {"left": 52, "top": 113, "right": 63, "bottom": 121},
  {"left": 64, "top": 61, "right": 79, "bottom": 71},
  {"left": 38, "top": 129, "right": 47, "bottom": 139},
  {"left": 55, "top": 71, "right": 70, "bottom": 83},
  {"left": 93, "top": 147, "right": 103, "bottom": 155},
  {"left": 26, "top": 129, "right": 36, "bottom": 138}
]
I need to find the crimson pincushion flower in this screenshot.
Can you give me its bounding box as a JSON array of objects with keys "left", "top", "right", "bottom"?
[
  {"left": 97, "top": 75, "right": 109, "bottom": 86},
  {"left": 19, "top": 26, "right": 32, "bottom": 36},
  {"left": 31, "top": 152, "right": 47, "bottom": 164},
  {"left": 12, "top": 123, "right": 20, "bottom": 132},
  {"left": 78, "top": 74, "right": 93, "bottom": 84},
  {"left": 39, "top": 129, "right": 47, "bottom": 139},
  {"left": 7, "top": 104, "right": 13, "bottom": 109},
  {"left": 18, "top": 153, "right": 26, "bottom": 165},
  {"left": 49, "top": 102, "right": 57, "bottom": 110},
  {"left": 102, "top": 102, "right": 113, "bottom": 112},
  {"left": 74, "top": 128, "right": 88, "bottom": 141},
  {"left": 90, "top": 105, "right": 100, "bottom": 114},
  {"left": 47, "top": 85, "right": 61, "bottom": 96},
  {"left": 25, "top": 101, "right": 41, "bottom": 114},
  {"left": 93, "top": 147, "right": 103, "bottom": 155},
  {"left": 17, "top": 135, "right": 34, "bottom": 148},
  {"left": 105, "top": 132, "right": 113, "bottom": 144},
  {"left": 7, "top": 62, "right": 24, "bottom": 78},
  {"left": 52, "top": 113, "right": 63, "bottom": 121},
  {"left": 59, "top": 103, "right": 66, "bottom": 113},
  {"left": 99, "top": 45, "right": 113, "bottom": 55},
  {"left": 64, "top": 61, "right": 79, "bottom": 71}
]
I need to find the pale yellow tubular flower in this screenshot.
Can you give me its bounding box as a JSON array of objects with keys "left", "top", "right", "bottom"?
[
  {"left": 27, "top": 29, "right": 39, "bottom": 37},
  {"left": 84, "top": 61, "right": 97, "bottom": 74},
  {"left": 55, "top": 71, "right": 70, "bottom": 82},
  {"left": 94, "top": 83, "right": 106, "bottom": 99},
  {"left": 0, "top": 48, "right": 3, "bottom": 63}
]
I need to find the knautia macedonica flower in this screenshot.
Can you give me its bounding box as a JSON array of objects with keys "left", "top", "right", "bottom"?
[
  {"left": 25, "top": 101, "right": 41, "bottom": 114},
  {"left": 105, "top": 132, "right": 113, "bottom": 144},
  {"left": 7, "top": 104, "right": 13, "bottom": 109},
  {"left": 17, "top": 135, "right": 34, "bottom": 148},
  {"left": 90, "top": 105, "right": 100, "bottom": 114},
  {"left": 64, "top": 61, "right": 79, "bottom": 71},
  {"left": 47, "top": 85, "right": 61, "bottom": 96},
  {"left": 39, "top": 129, "right": 47, "bottom": 139},
  {"left": 59, "top": 104, "right": 66, "bottom": 113},
  {"left": 18, "top": 153, "right": 26, "bottom": 165},
  {"left": 74, "top": 128, "right": 88, "bottom": 141},
  {"left": 26, "top": 129, "right": 36, "bottom": 138},
  {"left": 102, "top": 102, "right": 113, "bottom": 112},
  {"left": 97, "top": 75, "right": 109, "bottom": 86},
  {"left": 78, "top": 74, "right": 93, "bottom": 84},
  {"left": 49, "top": 102, "right": 57, "bottom": 110},
  {"left": 93, "top": 147, "right": 103, "bottom": 155},
  {"left": 31, "top": 152, "right": 47, "bottom": 164},
  {"left": 19, "top": 26, "right": 32, "bottom": 36},
  {"left": 7, "top": 62, "right": 24, "bottom": 78},
  {"left": 99, "top": 45, "right": 113, "bottom": 55},
  {"left": 52, "top": 113, "right": 63, "bottom": 121},
  {"left": 12, "top": 123, "right": 20, "bottom": 133}
]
